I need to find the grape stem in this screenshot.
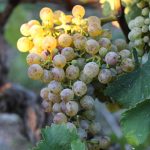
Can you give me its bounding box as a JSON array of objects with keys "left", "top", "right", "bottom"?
[{"left": 101, "top": 16, "right": 117, "bottom": 25}]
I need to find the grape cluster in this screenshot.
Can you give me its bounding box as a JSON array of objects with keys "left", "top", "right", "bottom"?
[
  {"left": 17, "top": 5, "right": 135, "bottom": 149},
  {"left": 128, "top": 0, "right": 150, "bottom": 55}
]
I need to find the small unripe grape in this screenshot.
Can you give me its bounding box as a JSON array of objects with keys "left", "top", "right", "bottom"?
[
  {"left": 98, "top": 69, "right": 112, "bottom": 84},
  {"left": 26, "top": 53, "right": 42, "bottom": 65},
  {"left": 83, "top": 110, "right": 95, "bottom": 120},
  {"left": 137, "top": 1, "right": 147, "bottom": 8},
  {"left": 119, "top": 49, "right": 131, "bottom": 59},
  {"left": 80, "top": 95, "right": 95, "bottom": 110},
  {"left": 29, "top": 25, "right": 44, "bottom": 38},
  {"left": 128, "top": 20, "right": 135, "bottom": 30},
  {"left": 29, "top": 46, "right": 42, "bottom": 55},
  {"left": 88, "top": 24, "right": 102, "bottom": 37},
  {"left": 142, "top": 25, "right": 149, "bottom": 33},
  {"left": 52, "top": 103, "right": 61, "bottom": 113},
  {"left": 53, "top": 54, "right": 67, "bottom": 68},
  {"left": 28, "top": 20, "right": 40, "bottom": 28},
  {"left": 134, "top": 16, "right": 145, "bottom": 28},
  {"left": 60, "top": 88, "right": 74, "bottom": 102},
  {"left": 83, "top": 62, "right": 99, "bottom": 78},
  {"left": 42, "top": 36, "right": 57, "bottom": 52},
  {"left": 77, "top": 128, "right": 87, "bottom": 139},
  {"left": 72, "top": 58, "right": 86, "bottom": 70},
  {"left": 80, "top": 120, "right": 90, "bottom": 130},
  {"left": 65, "top": 101, "right": 79, "bottom": 117},
  {"left": 28, "top": 64, "right": 44, "bottom": 80},
  {"left": 41, "top": 100, "right": 52, "bottom": 112},
  {"left": 54, "top": 10, "right": 64, "bottom": 25},
  {"left": 89, "top": 122, "right": 101, "bottom": 135},
  {"left": 143, "top": 36, "right": 149, "bottom": 43},
  {"left": 61, "top": 47, "right": 76, "bottom": 61},
  {"left": 42, "top": 19, "right": 54, "bottom": 28},
  {"left": 88, "top": 16, "right": 100, "bottom": 26},
  {"left": 121, "top": 58, "right": 135, "bottom": 72},
  {"left": 41, "top": 69, "right": 53, "bottom": 83},
  {"left": 48, "top": 92, "right": 61, "bottom": 103},
  {"left": 40, "top": 87, "right": 49, "bottom": 100},
  {"left": 105, "top": 52, "right": 119, "bottom": 65},
  {"left": 85, "top": 39, "right": 99, "bottom": 55},
  {"left": 17, "top": 37, "right": 33, "bottom": 52},
  {"left": 66, "top": 65, "right": 80, "bottom": 80},
  {"left": 72, "top": 81, "right": 87, "bottom": 97},
  {"left": 33, "top": 36, "right": 44, "bottom": 48},
  {"left": 20, "top": 23, "right": 30, "bottom": 36},
  {"left": 40, "top": 7, "right": 53, "bottom": 21},
  {"left": 99, "top": 47, "right": 108, "bottom": 57},
  {"left": 79, "top": 71, "right": 93, "bottom": 84},
  {"left": 72, "top": 5, "right": 85, "bottom": 18},
  {"left": 58, "top": 34, "right": 72, "bottom": 47},
  {"left": 134, "top": 39, "right": 144, "bottom": 47},
  {"left": 99, "top": 38, "right": 111, "bottom": 49},
  {"left": 52, "top": 67, "right": 65, "bottom": 82},
  {"left": 53, "top": 112, "right": 67, "bottom": 124},
  {"left": 144, "top": 18, "right": 150, "bottom": 25},
  {"left": 114, "top": 39, "right": 127, "bottom": 51},
  {"left": 48, "top": 80, "right": 62, "bottom": 94},
  {"left": 142, "top": 7, "right": 149, "bottom": 16}
]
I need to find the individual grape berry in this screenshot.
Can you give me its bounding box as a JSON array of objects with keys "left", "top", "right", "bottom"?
[
  {"left": 134, "top": 16, "right": 145, "bottom": 28},
  {"left": 48, "top": 92, "right": 61, "bottom": 103},
  {"left": 99, "top": 47, "right": 108, "bottom": 57},
  {"left": 53, "top": 54, "right": 67, "bottom": 68},
  {"left": 72, "top": 81, "right": 87, "bottom": 97},
  {"left": 88, "top": 24, "right": 102, "bottom": 37},
  {"left": 48, "top": 80, "right": 62, "bottom": 94},
  {"left": 111, "top": 44, "right": 118, "bottom": 52},
  {"left": 144, "top": 18, "right": 150, "bottom": 25},
  {"left": 28, "top": 64, "right": 44, "bottom": 80},
  {"left": 40, "top": 87, "right": 49, "bottom": 100},
  {"left": 29, "top": 25, "right": 44, "bottom": 38},
  {"left": 52, "top": 67, "right": 65, "bottom": 82},
  {"left": 53, "top": 10, "right": 64, "bottom": 25},
  {"left": 53, "top": 112, "right": 67, "bottom": 124},
  {"left": 17, "top": 37, "right": 33, "bottom": 52},
  {"left": 116, "top": 66, "right": 123, "bottom": 74},
  {"left": 89, "top": 122, "right": 101, "bottom": 135},
  {"left": 60, "top": 101, "right": 67, "bottom": 113},
  {"left": 65, "top": 101, "right": 79, "bottom": 117},
  {"left": 114, "top": 39, "right": 127, "bottom": 51},
  {"left": 143, "top": 36, "right": 149, "bottom": 43},
  {"left": 98, "top": 69, "right": 112, "bottom": 84},
  {"left": 29, "top": 46, "right": 42, "bottom": 56},
  {"left": 42, "top": 36, "right": 57, "bottom": 52},
  {"left": 142, "top": 25, "right": 149, "bottom": 33},
  {"left": 40, "top": 7, "right": 53, "bottom": 21},
  {"left": 80, "top": 120, "right": 90, "bottom": 130},
  {"left": 26, "top": 53, "right": 42, "bottom": 65},
  {"left": 137, "top": 1, "right": 147, "bottom": 9},
  {"left": 33, "top": 36, "right": 44, "bottom": 48},
  {"left": 66, "top": 65, "right": 80, "bottom": 80},
  {"left": 58, "top": 34, "right": 72, "bottom": 47},
  {"left": 77, "top": 128, "right": 87, "bottom": 140},
  {"left": 79, "top": 71, "right": 93, "bottom": 84},
  {"left": 87, "top": 16, "right": 100, "bottom": 26},
  {"left": 105, "top": 52, "right": 119, "bottom": 66},
  {"left": 28, "top": 20, "right": 40, "bottom": 28},
  {"left": 134, "top": 39, "right": 144, "bottom": 47},
  {"left": 72, "top": 5, "right": 85, "bottom": 18},
  {"left": 142, "top": 7, "right": 149, "bottom": 16},
  {"left": 41, "top": 100, "right": 52, "bottom": 112},
  {"left": 85, "top": 39, "right": 99, "bottom": 55},
  {"left": 72, "top": 58, "right": 86, "bottom": 70},
  {"left": 41, "top": 69, "right": 53, "bottom": 83},
  {"left": 83, "top": 62, "right": 99, "bottom": 78},
  {"left": 61, "top": 47, "right": 76, "bottom": 61},
  {"left": 66, "top": 122, "right": 76, "bottom": 131},
  {"left": 119, "top": 49, "right": 131, "bottom": 59},
  {"left": 82, "top": 110, "right": 95, "bottom": 120},
  {"left": 52, "top": 103, "right": 61, "bottom": 113},
  {"left": 20, "top": 23, "right": 30, "bottom": 36},
  {"left": 99, "top": 38, "right": 111, "bottom": 49},
  {"left": 121, "top": 58, "right": 135, "bottom": 72},
  {"left": 128, "top": 20, "right": 135, "bottom": 30},
  {"left": 80, "top": 95, "right": 95, "bottom": 110},
  {"left": 60, "top": 88, "right": 74, "bottom": 102}
]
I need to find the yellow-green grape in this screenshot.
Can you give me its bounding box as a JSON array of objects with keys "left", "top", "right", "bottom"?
[
  {"left": 29, "top": 46, "right": 43, "bottom": 55},
  {"left": 41, "top": 100, "right": 52, "bottom": 112},
  {"left": 40, "top": 87, "right": 49, "bottom": 100},
  {"left": 42, "top": 20, "right": 54, "bottom": 28},
  {"left": 134, "top": 16, "right": 145, "bottom": 28},
  {"left": 88, "top": 24, "right": 102, "bottom": 37},
  {"left": 17, "top": 37, "right": 33, "bottom": 52},
  {"left": 105, "top": 52, "right": 119, "bottom": 66},
  {"left": 128, "top": 20, "right": 135, "bottom": 30},
  {"left": 20, "top": 23, "right": 30, "bottom": 36},
  {"left": 142, "top": 25, "right": 149, "bottom": 33},
  {"left": 121, "top": 58, "right": 135, "bottom": 72},
  {"left": 72, "top": 80, "right": 87, "bottom": 97},
  {"left": 40, "top": 7, "right": 53, "bottom": 21},
  {"left": 65, "top": 15, "right": 73, "bottom": 23},
  {"left": 87, "top": 16, "right": 100, "bottom": 26},
  {"left": 29, "top": 25, "right": 44, "bottom": 38},
  {"left": 41, "top": 69, "right": 53, "bottom": 83},
  {"left": 143, "top": 36, "right": 149, "bottom": 43},
  {"left": 53, "top": 54, "right": 67, "bottom": 68},
  {"left": 26, "top": 53, "right": 42, "bottom": 65},
  {"left": 52, "top": 67, "right": 65, "bottom": 82},
  {"left": 65, "top": 101, "right": 79, "bottom": 117},
  {"left": 99, "top": 38, "right": 111, "bottom": 49},
  {"left": 66, "top": 65, "right": 80, "bottom": 80},
  {"left": 28, "top": 20, "right": 40, "bottom": 28},
  {"left": 28, "top": 64, "right": 44, "bottom": 80},
  {"left": 72, "top": 5, "right": 85, "bottom": 18},
  {"left": 53, "top": 112, "right": 67, "bottom": 124},
  {"left": 142, "top": 7, "right": 149, "bottom": 16},
  {"left": 89, "top": 122, "right": 101, "bottom": 135},
  {"left": 48, "top": 80, "right": 62, "bottom": 94},
  {"left": 79, "top": 71, "right": 93, "bottom": 84},
  {"left": 144, "top": 18, "right": 150, "bottom": 25},
  {"left": 54, "top": 10, "right": 64, "bottom": 25},
  {"left": 114, "top": 38, "right": 127, "bottom": 51},
  {"left": 42, "top": 36, "right": 57, "bottom": 53},
  {"left": 52, "top": 103, "right": 61, "bottom": 113},
  {"left": 99, "top": 47, "right": 108, "bottom": 57},
  {"left": 58, "top": 34, "right": 72, "bottom": 47},
  {"left": 119, "top": 49, "right": 131, "bottom": 59},
  {"left": 98, "top": 69, "right": 112, "bottom": 84},
  {"left": 60, "top": 88, "right": 74, "bottom": 102},
  {"left": 137, "top": 1, "right": 147, "bottom": 9},
  {"left": 48, "top": 92, "right": 61, "bottom": 103},
  {"left": 85, "top": 39, "right": 99, "bottom": 55},
  {"left": 33, "top": 37, "right": 44, "bottom": 48},
  {"left": 61, "top": 47, "right": 76, "bottom": 61}
]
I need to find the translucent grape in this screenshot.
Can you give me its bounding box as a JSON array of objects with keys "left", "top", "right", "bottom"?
[
  {"left": 58, "top": 34, "right": 72, "bottom": 47},
  {"left": 105, "top": 52, "right": 119, "bottom": 65},
  {"left": 72, "top": 5, "right": 85, "bottom": 18},
  {"left": 79, "top": 71, "right": 93, "bottom": 84},
  {"left": 48, "top": 80, "right": 62, "bottom": 94},
  {"left": 134, "top": 16, "right": 145, "bottom": 28},
  {"left": 48, "top": 92, "right": 61, "bottom": 103},
  {"left": 41, "top": 69, "right": 53, "bottom": 83},
  {"left": 26, "top": 53, "right": 42, "bottom": 65},
  {"left": 53, "top": 54, "right": 67, "bottom": 68},
  {"left": 40, "top": 87, "right": 49, "bottom": 100},
  {"left": 99, "top": 38, "right": 111, "bottom": 49},
  {"left": 114, "top": 39, "right": 127, "bottom": 51},
  {"left": 53, "top": 112, "right": 67, "bottom": 124},
  {"left": 121, "top": 58, "right": 135, "bottom": 72},
  {"left": 88, "top": 24, "right": 102, "bottom": 37},
  {"left": 28, "top": 20, "right": 40, "bottom": 28},
  {"left": 142, "top": 7, "right": 149, "bottom": 16},
  {"left": 29, "top": 25, "right": 44, "bottom": 38},
  {"left": 60, "top": 88, "right": 74, "bottom": 102},
  {"left": 99, "top": 47, "right": 108, "bottom": 57},
  {"left": 52, "top": 103, "right": 61, "bottom": 113},
  {"left": 33, "top": 37, "right": 44, "bottom": 48},
  {"left": 52, "top": 67, "right": 65, "bottom": 82},
  {"left": 119, "top": 49, "right": 131, "bottom": 59},
  {"left": 20, "top": 23, "right": 30, "bottom": 36},
  {"left": 40, "top": 7, "right": 53, "bottom": 21}
]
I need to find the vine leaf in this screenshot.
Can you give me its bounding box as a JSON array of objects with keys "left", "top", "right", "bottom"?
[
  {"left": 32, "top": 124, "right": 85, "bottom": 150},
  {"left": 105, "top": 53, "right": 150, "bottom": 108},
  {"left": 121, "top": 99, "right": 150, "bottom": 146}
]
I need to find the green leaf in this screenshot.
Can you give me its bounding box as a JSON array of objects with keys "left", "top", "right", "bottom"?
[
  {"left": 71, "top": 140, "right": 86, "bottom": 150},
  {"left": 33, "top": 124, "right": 86, "bottom": 150},
  {"left": 121, "top": 99, "right": 150, "bottom": 146},
  {"left": 105, "top": 53, "right": 150, "bottom": 108}
]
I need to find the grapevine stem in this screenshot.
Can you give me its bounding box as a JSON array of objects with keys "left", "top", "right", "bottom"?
[{"left": 101, "top": 16, "right": 117, "bottom": 25}]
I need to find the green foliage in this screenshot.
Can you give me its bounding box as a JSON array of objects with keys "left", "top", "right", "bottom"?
[
  {"left": 105, "top": 53, "right": 150, "bottom": 108},
  {"left": 33, "top": 124, "right": 86, "bottom": 150},
  {"left": 121, "top": 99, "right": 150, "bottom": 146}
]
